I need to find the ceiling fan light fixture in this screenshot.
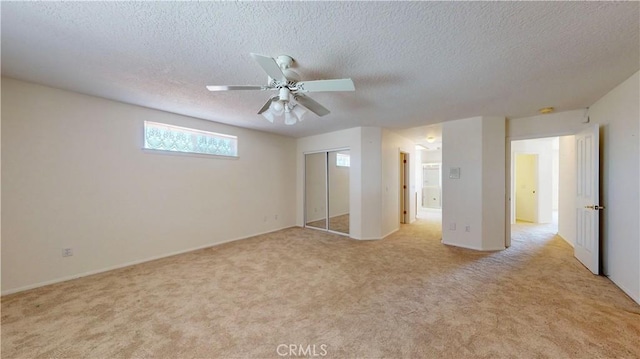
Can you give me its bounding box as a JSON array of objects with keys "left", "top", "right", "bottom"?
[
  {"left": 207, "top": 53, "right": 355, "bottom": 125},
  {"left": 284, "top": 110, "right": 298, "bottom": 125},
  {"left": 261, "top": 110, "right": 275, "bottom": 123},
  {"left": 270, "top": 100, "right": 284, "bottom": 115},
  {"left": 262, "top": 100, "right": 307, "bottom": 126},
  {"left": 278, "top": 87, "right": 290, "bottom": 103},
  {"left": 292, "top": 104, "right": 307, "bottom": 122}
]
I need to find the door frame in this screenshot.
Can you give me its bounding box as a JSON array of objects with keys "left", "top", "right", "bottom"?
[{"left": 506, "top": 133, "right": 569, "bottom": 248}]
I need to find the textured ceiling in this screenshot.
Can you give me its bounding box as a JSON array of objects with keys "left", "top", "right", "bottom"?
[{"left": 2, "top": 2, "right": 638, "bottom": 139}]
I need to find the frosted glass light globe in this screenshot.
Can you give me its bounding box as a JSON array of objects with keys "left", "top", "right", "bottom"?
[{"left": 272, "top": 101, "right": 284, "bottom": 113}]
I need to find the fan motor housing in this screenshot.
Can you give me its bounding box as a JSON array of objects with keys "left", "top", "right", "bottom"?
[
  {"left": 276, "top": 55, "right": 300, "bottom": 82},
  {"left": 276, "top": 55, "right": 294, "bottom": 69}
]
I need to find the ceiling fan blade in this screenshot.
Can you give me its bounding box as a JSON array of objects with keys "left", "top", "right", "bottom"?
[
  {"left": 258, "top": 96, "right": 279, "bottom": 114},
  {"left": 295, "top": 94, "right": 330, "bottom": 117},
  {"left": 250, "top": 53, "right": 286, "bottom": 82},
  {"left": 296, "top": 78, "right": 355, "bottom": 93},
  {"left": 206, "top": 85, "right": 268, "bottom": 91}
]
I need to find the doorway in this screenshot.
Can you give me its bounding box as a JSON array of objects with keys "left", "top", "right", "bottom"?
[
  {"left": 508, "top": 131, "right": 601, "bottom": 275},
  {"left": 510, "top": 138, "right": 559, "bottom": 229},
  {"left": 422, "top": 163, "right": 442, "bottom": 209}
]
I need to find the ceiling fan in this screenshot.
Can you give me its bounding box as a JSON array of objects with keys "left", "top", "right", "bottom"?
[{"left": 206, "top": 53, "right": 355, "bottom": 125}]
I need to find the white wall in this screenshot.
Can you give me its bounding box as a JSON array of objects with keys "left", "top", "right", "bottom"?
[
  {"left": 422, "top": 149, "right": 442, "bottom": 163},
  {"left": 381, "top": 130, "right": 416, "bottom": 238},
  {"left": 481, "top": 116, "right": 507, "bottom": 251},
  {"left": 360, "top": 127, "right": 383, "bottom": 239},
  {"left": 1, "top": 78, "right": 297, "bottom": 294},
  {"left": 442, "top": 116, "right": 505, "bottom": 251},
  {"left": 508, "top": 71, "right": 640, "bottom": 304},
  {"left": 558, "top": 135, "right": 576, "bottom": 247},
  {"left": 443, "top": 118, "right": 483, "bottom": 249},
  {"left": 509, "top": 109, "right": 588, "bottom": 139}
]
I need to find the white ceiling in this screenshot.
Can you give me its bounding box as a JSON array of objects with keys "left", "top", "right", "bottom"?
[{"left": 2, "top": 2, "right": 638, "bottom": 139}]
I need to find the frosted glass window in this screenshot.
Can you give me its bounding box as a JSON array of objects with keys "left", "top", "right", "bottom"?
[
  {"left": 144, "top": 121, "right": 238, "bottom": 157},
  {"left": 336, "top": 153, "right": 350, "bottom": 167}
]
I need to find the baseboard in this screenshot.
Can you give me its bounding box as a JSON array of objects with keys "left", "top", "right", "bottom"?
[
  {"left": 1, "top": 225, "right": 295, "bottom": 296},
  {"left": 608, "top": 276, "right": 640, "bottom": 305},
  {"left": 441, "top": 240, "right": 505, "bottom": 252},
  {"left": 346, "top": 229, "right": 396, "bottom": 240},
  {"left": 557, "top": 233, "right": 575, "bottom": 247},
  {"left": 351, "top": 230, "right": 398, "bottom": 241},
  {"left": 382, "top": 228, "right": 399, "bottom": 239}
]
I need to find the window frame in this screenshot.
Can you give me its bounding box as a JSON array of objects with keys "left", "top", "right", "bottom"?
[
  {"left": 336, "top": 152, "right": 351, "bottom": 167},
  {"left": 142, "top": 121, "right": 239, "bottom": 159}
]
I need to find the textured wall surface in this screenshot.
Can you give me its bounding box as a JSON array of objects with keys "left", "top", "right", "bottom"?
[{"left": 1, "top": 78, "right": 297, "bottom": 294}]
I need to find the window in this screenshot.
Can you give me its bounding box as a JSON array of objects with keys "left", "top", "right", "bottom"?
[
  {"left": 143, "top": 121, "right": 238, "bottom": 157},
  {"left": 336, "top": 153, "right": 350, "bottom": 167}
]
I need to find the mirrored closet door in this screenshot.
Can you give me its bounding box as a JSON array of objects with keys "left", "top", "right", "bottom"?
[
  {"left": 305, "top": 152, "right": 327, "bottom": 230},
  {"left": 305, "top": 149, "right": 350, "bottom": 235}
]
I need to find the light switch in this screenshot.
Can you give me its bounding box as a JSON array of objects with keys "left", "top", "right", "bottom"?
[{"left": 449, "top": 167, "right": 461, "bottom": 179}]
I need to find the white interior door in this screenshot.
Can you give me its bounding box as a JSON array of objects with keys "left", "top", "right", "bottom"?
[{"left": 575, "top": 126, "right": 601, "bottom": 274}]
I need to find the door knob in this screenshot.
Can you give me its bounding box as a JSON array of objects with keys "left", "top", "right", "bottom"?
[{"left": 585, "top": 205, "right": 605, "bottom": 210}]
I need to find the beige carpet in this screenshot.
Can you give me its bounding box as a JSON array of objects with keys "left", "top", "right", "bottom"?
[{"left": 2, "top": 214, "right": 639, "bottom": 358}]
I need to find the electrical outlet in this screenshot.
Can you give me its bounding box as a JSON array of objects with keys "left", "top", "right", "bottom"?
[
  {"left": 465, "top": 225, "right": 471, "bottom": 232},
  {"left": 62, "top": 248, "right": 73, "bottom": 257},
  {"left": 449, "top": 223, "right": 456, "bottom": 231},
  {"left": 274, "top": 214, "right": 278, "bottom": 220}
]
